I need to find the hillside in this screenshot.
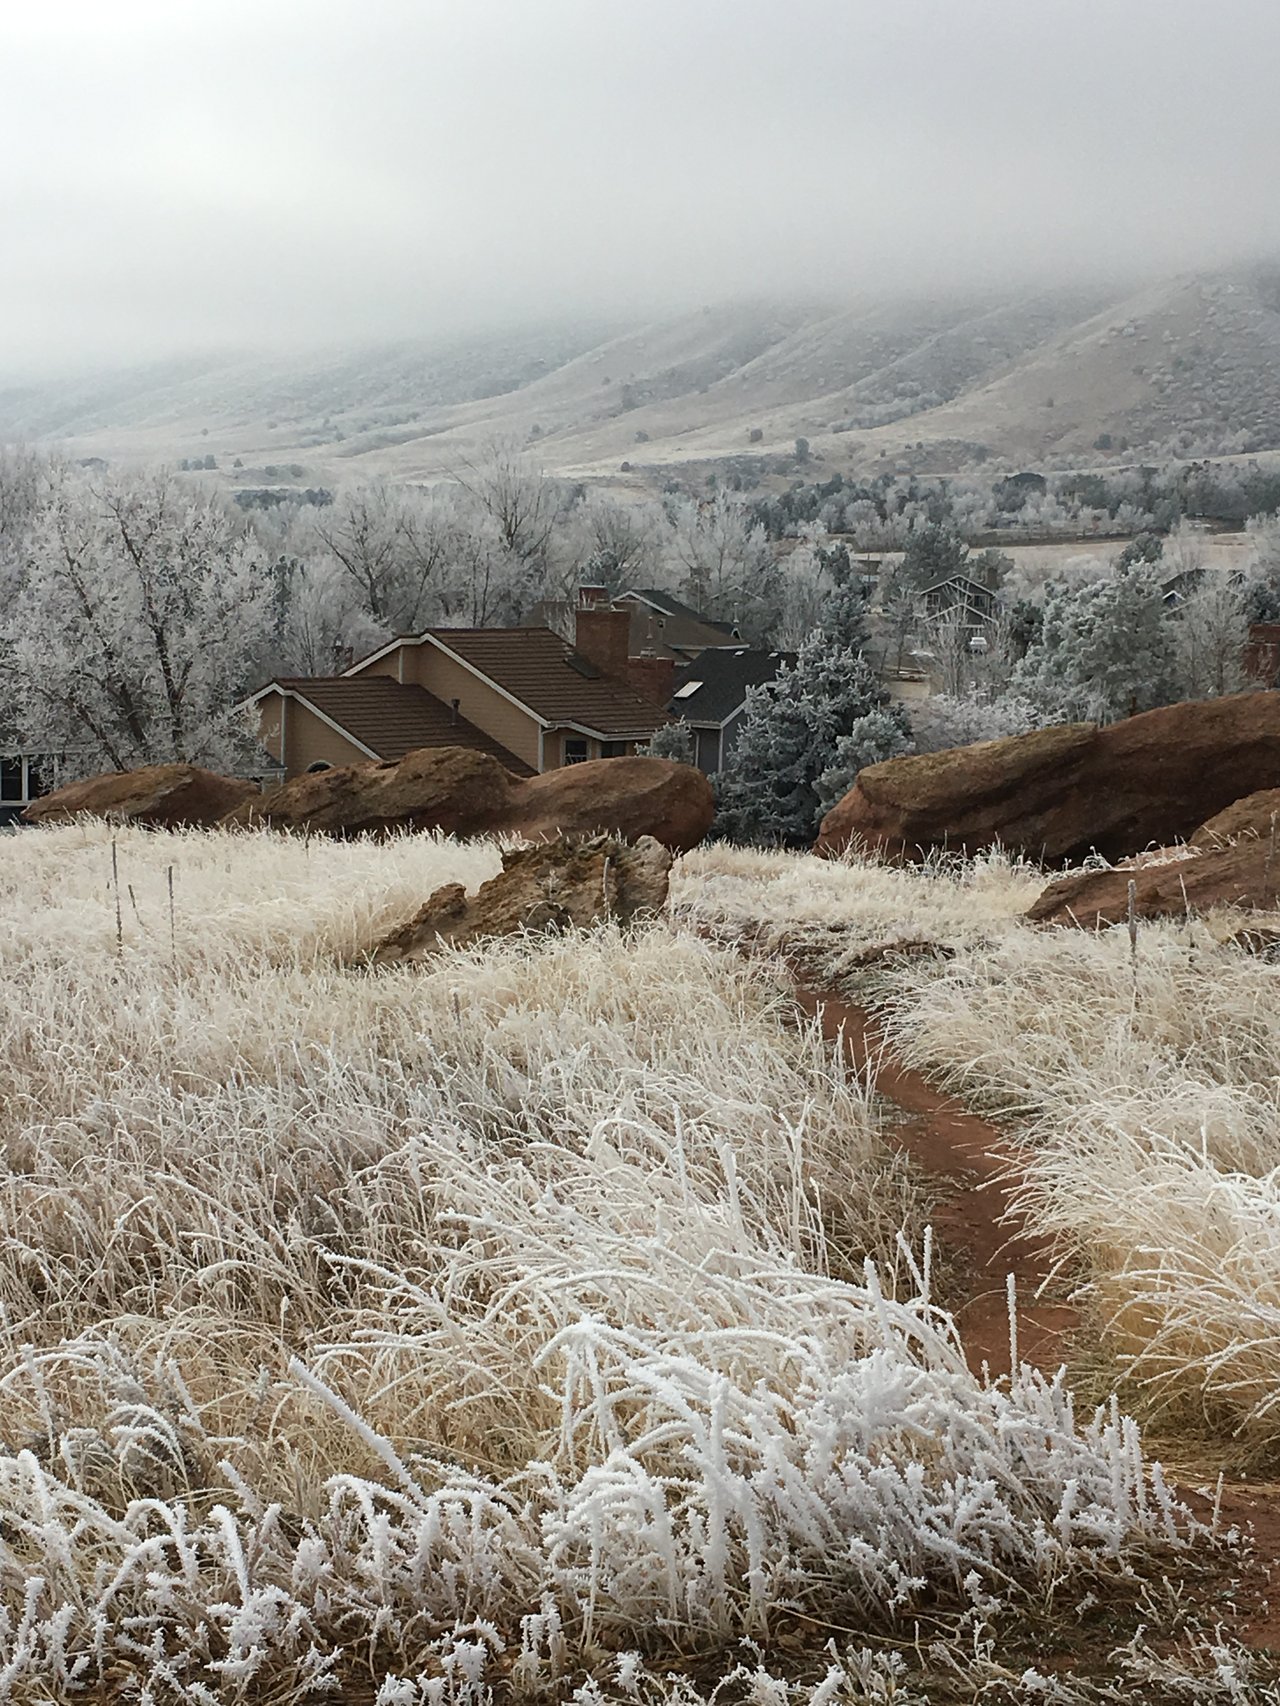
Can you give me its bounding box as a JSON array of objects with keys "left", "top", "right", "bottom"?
[{"left": 3, "top": 267, "right": 1280, "bottom": 484}]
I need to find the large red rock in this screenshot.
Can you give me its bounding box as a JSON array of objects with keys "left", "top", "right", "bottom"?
[
  {"left": 22, "top": 764, "right": 258, "bottom": 829},
  {"left": 223, "top": 747, "right": 714, "bottom": 853},
  {"left": 1026, "top": 838, "right": 1280, "bottom": 929},
  {"left": 816, "top": 694, "right": 1280, "bottom": 865},
  {"left": 223, "top": 747, "right": 516, "bottom": 838},
  {"left": 1191, "top": 788, "right": 1280, "bottom": 849},
  {"left": 510, "top": 755, "right": 713, "bottom": 852}
]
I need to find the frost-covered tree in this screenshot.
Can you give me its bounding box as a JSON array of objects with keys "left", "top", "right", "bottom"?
[
  {"left": 816, "top": 706, "right": 914, "bottom": 812},
  {"left": 665, "top": 491, "right": 779, "bottom": 637},
  {"left": 313, "top": 481, "right": 461, "bottom": 632},
  {"left": 1014, "top": 563, "right": 1179, "bottom": 722},
  {"left": 644, "top": 718, "right": 694, "bottom": 763},
  {"left": 6, "top": 471, "right": 273, "bottom": 776},
  {"left": 716, "top": 629, "right": 911, "bottom": 846},
  {"left": 1172, "top": 569, "right": 1252, "bottom": 698},
  {"left": 910, "top": 689, "right": 1043, "bottom": 754}
]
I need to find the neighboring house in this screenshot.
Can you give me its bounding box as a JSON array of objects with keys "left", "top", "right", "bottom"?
[
  {"left": 1161, "top": 566, "right": 1208, "bottom": 607},
  {"left": 668, "top": 647, "right": 793, "bottom": 773},
  {"left": 918, "top": 574, "right": 1000, "bottom": 629},
  {"left": 0, "top": 752, "right": 54, "bottom": 828},
  {"left": 247, "top": 616, "right": 670, "bottom": 779},
  {"left": 614, "top": 589, "right": 742, "bottom": 661},
  {"left": 1245, "top": 623, "right": 1280, "bottom": 687}
]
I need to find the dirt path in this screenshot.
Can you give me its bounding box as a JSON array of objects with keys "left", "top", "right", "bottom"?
[
  {"left": 792, "top": 980, "right": 1280, "bottom": 1649},
  {"left": 794, "top": 984, "right": 1076, "bottom": 1378}
]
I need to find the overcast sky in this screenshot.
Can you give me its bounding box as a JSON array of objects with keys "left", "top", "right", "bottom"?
[{"left": 4, "top": 0, "right": 1279, "bottom": 373}]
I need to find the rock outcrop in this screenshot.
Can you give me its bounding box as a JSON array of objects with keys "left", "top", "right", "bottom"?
[
  {"left": 223, "top": 747, "right": 713, "bottom": 852},
  {"left": 22, "top": 764, "right": 258, "bottom": 829},
  {"left": 370, "top": 833, "right": 672, "bottom": 961},
  {"left": 224, "top": 747, "right": 515, "bottom": 839},
  {"left": 1026, "top": 839, "right": 1280, "bottom": 929},
  {"left": 816, "top": 694, "right": 1280, "bottom": 866},
  {"left": 509, "top": 756, "right": 713, "bottom": 852},
  {"left": 1191, "top": 788, "right": 1280, "bottom": 849}
]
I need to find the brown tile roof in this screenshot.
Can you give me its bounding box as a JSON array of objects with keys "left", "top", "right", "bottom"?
[
  {"left": 273, "top": 677, "right": 535, "bottom": 775},
  {"left": 426, "top": 628, "right": 669, "bottom": 738}
]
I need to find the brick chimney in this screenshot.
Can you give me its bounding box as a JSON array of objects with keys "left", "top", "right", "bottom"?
[
  {"left": 574, "top": 588, "right": 631, "bottom": 679},
  {"left": 1245, "top": 622, "right": 1280, "bottom": 686},
  {"left": 627, "top": 653, "right": 676, "bottom": 706}
]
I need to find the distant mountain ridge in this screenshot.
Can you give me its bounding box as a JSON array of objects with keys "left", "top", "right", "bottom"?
[{"left": 3, "top": 268, "right": 1279, "bottom": 482}]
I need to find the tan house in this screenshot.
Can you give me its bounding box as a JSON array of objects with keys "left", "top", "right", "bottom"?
[{"left": 248, "top": 614, "right": 671, "bottom": 779}]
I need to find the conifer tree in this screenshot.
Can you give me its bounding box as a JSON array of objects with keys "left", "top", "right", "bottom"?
[{"left": 716, "top": 628, "right": 911, "bottom": 846}]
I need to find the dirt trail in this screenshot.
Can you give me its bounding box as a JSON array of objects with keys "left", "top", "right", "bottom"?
[{"left": 793, "top": 984, "right": 1076, "bottom": 1379}]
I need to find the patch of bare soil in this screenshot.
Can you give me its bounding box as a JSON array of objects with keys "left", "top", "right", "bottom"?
[
  {"left": 793, "top": 980, "right": 1280, "bottom": 1658},
  {"left": 793, "top": 984, "right": 1075, "bottom": 1379}
]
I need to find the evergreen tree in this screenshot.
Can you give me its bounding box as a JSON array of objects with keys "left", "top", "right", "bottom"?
[
  {"left": 901, "top": 521, "right": 969, "bottom": 588},
  {"left": 644, "top": 718, "right": 695, "bottom": 763},
  {"left": 716, "top": 629, "right": 911, "bottom": 846},
  {"left": 1013, "top": 564, "right": 1179, "bottom": 722},
  {"left": 815, "top": 542, "right": 873, "bottom": 650},
  {"left": 816, "top": 707, "right": 914, "bottom": 812}
]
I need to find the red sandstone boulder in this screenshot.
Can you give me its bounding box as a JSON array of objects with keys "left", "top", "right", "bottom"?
[
  {"left": 22, "top": 763, "right": 258, "bottom": 829},
  {"left": 1191, "top": 788, "right": 1280, "bottom": 849},
  {"left": 369, "top": 834, "right": 672, "bottom": 962},
  {"left": 222, "top": 747, "right": 714, "bottom": 852},
  {"left": 223, "top": 747, "right": 517, "bottom": 838},
  {"left": 816, "top": 695, "right": 1280, "bottom": 866},
  {"left": 510, "top": 755, "right": 713, "bottom": 853},
  {"left": 1026, "top": 839, "right": 1280, "bottom": 929}
]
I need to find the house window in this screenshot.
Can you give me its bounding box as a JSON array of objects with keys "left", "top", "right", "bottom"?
[
  {"left": 0, "top": 759, "right": 25, "bottom": 802},
  {"left": 601, "top": 741, "right": 627, "bottom": 758},
  {"left": 564, "top": 738, "right": 589, "bottom": 764}
]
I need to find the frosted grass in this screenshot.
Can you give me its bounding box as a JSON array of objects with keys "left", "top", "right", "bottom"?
[{"left": 0, "top": 825, "right": 1206, "bottom": 1697}]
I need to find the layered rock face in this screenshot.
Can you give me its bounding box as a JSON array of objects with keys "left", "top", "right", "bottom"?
[
  {"left": 223, "top": 748, "right": 714, "bottom": 852},
  {"left": 816, "top": 695, "right": 1280, "bottom": 866},
  {"left": 22, "top": 764, "right": 258, "bottom": 829},
  {"left": 369, "top": 834, "right": 672, "bottom": 962}
]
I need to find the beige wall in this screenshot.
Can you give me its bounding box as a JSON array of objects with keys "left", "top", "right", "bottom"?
[
  {"left": 284, "top": 701, "right": 370, "bottom": 778},
  {"left": 255, "top": 692, "right": 368, "bottom": 777},
  {"left": 413, "top": 647, "right": 543, "bottom": 771}
]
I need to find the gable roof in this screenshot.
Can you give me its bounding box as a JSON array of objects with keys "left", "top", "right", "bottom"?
[
  {"left": 425, "top": 627, "right": 669, "bottom": 738},
  {"left": 617, "top": 588, "right": 741, "bottom": 656},
  {"left": 263, "top": 677, "right": 536, "bottom": 775},
  {"left": 669, "top": 647, "right": 794, "bottom": 726}
]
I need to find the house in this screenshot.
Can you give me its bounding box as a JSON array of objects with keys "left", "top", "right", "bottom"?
[
  {"left": 918, "top": 574, "right": 1000, "bottom": 629},
  {"left": 1245, "top": 623, "right": 1280, "bottom": 687},
  {"left": 0, "top": 753, "right": 50, "bottom": 828},
  {"left": 668, "top": 647, "right": 793, "bottom": 773},
  {"left": 247, "top": 607, "right": 671, "bottom": 779},
  {"left": 614, "top": 589, "right": 742, "bottom": 661}
]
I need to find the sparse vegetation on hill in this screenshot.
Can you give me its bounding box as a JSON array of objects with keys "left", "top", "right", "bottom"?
[{"left": 7, "top": 269, "right": 1280, "bottom": 482}]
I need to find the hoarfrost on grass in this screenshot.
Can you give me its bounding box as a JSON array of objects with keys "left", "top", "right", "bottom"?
[{"left": 0, "top": 826, "right": 1213, "bottom": 1696}]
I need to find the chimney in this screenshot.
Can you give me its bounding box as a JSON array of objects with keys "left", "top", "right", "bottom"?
[
  {"left": 1245, "top": 622, "right": 1280, "bottom": 686},
  {"left": 574, "top": 589, "right": 631, "bottom": 679},
  {"left": 627, "top": 653, "right": 676, "bottom": 706}
]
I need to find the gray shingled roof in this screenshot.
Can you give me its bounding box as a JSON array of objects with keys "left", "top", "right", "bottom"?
[{"left": 669, "top": 648, "right": 793, "bottom": 725}]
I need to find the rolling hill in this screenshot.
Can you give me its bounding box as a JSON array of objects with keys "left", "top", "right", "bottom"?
[{"left": 3, "top": 267, "right": 1280, "bottom": 486}]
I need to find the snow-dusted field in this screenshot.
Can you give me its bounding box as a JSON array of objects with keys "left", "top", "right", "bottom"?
[{"left": 0, "top": 825, "right": 1233, "bottom": 1700}]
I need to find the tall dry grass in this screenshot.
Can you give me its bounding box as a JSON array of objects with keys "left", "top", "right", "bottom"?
[{"left": 0, "top": 826, "right": 1202, "bottom": 1698}]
